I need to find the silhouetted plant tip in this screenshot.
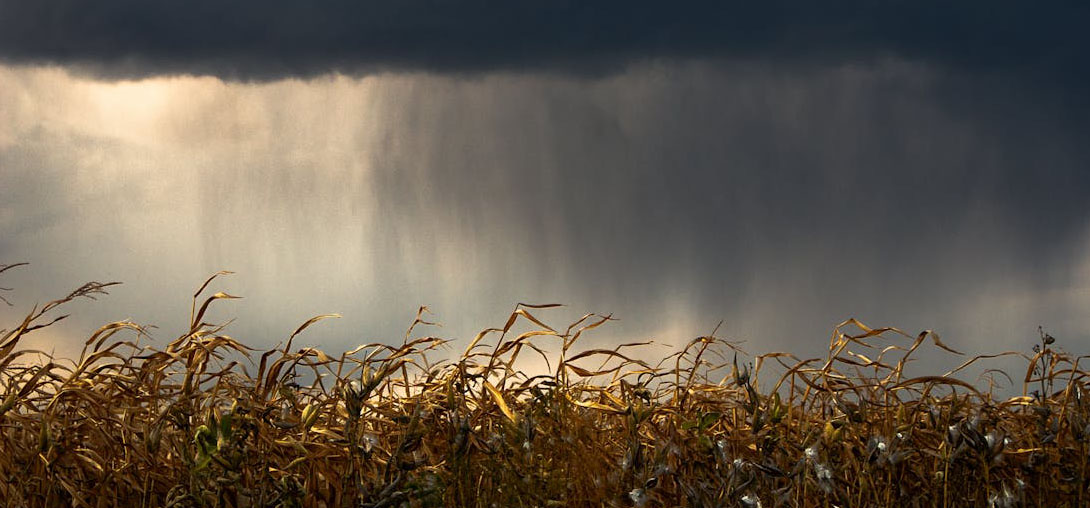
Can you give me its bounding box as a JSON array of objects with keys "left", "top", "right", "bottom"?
[
  {"left": 0, "top": 263, "right": 29, "bottom": 306},
  {"left": 1, "top": 269, "right": 1088, "bottom": 507}
]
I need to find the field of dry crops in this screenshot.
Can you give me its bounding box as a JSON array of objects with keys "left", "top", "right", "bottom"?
[{"left": 2, "top": 264, "right": 1089, "bottom": 507}]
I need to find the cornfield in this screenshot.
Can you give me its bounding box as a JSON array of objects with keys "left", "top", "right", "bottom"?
[{"left": 1, "top": 263, "right": 1088, "bottom": 507}]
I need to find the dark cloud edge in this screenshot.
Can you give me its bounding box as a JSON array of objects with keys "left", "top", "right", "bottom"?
[{"left": 0, "top": 1, "right": 1087, "bottom": 84}]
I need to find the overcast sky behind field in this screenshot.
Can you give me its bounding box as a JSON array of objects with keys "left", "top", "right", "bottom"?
[{"left": 1, "top": 2, "right": 1089, "bottom": 385}]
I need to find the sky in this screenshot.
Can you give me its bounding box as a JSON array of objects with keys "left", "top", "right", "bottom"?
[{"left": 2, "top": 2, "right": 1089, "bottom": 387}]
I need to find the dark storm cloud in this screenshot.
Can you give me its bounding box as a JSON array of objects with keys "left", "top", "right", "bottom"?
[
  {"left": 0, "top": 1, "right": 1087, "bottom": 83},
  {"left": 2, "top": 61, "right": 1089, "bottom": 393},
  {"left": 169, "top": 63, "right": 1089, "bottom": 361}
]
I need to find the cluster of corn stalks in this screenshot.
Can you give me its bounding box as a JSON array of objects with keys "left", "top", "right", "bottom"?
[{"left": 1, "top": 264, "right": 1089, "bottom": 507}]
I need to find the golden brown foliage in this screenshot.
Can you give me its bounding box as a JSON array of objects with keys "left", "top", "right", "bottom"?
[{"left": 1, "top": 267, "right": 1088, "bottom": 507}]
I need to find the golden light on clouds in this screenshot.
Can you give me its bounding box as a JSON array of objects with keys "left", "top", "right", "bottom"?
[
  {"left": 0, "top": 67, "right": 391, "bottom": 150},
  {"left": 2, "top": 60, "right": 1089, "bottom": 376}
]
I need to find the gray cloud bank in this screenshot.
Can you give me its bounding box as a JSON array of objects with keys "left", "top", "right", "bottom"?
[
  {"left": 2, "top": 62, "right": 1089, "bottom": 387},
  {"left": 0, "top": 1, "right": 1087, "bottom": 83},
  {"left": 1, "top": 1, "right": 1089, "bottom": 391}
]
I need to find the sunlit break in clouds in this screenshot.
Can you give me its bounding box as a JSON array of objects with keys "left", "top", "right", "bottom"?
[{"left": 2, "top": 1, "right": 1089, "bottom": 380}]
